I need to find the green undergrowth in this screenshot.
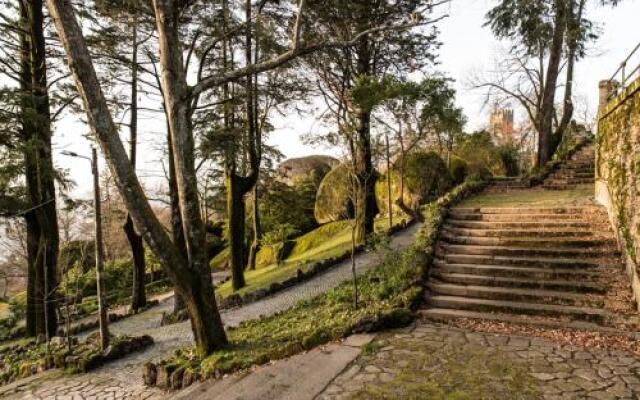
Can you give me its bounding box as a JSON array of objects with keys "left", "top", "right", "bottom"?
[
  {"left": 214, "top": 217, "right": 402, "bottom": 299},
  {"left": 0, "top": 334, "right": 153, "bottom": 385}
]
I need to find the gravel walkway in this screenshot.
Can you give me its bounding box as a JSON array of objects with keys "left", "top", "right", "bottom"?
[{"left": 0, "top": 223, "right": 420, "bottom": 400}]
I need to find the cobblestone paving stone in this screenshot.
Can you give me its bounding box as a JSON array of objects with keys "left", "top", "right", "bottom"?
[
  {"left": 0, "top": 224, "right": 420, "bottom": 400},
  {"left": 319, "top": 321, "right": 640, "bottom": 400}
]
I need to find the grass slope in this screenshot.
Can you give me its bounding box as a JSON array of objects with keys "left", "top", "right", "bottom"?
[{"left": 215, "top": 218, "right": 399, "bottom": 298}]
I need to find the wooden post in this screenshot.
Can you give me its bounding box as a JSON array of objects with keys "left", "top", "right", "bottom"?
[
  {"left": 385, "top": 132, "right": 393, "bottom": 229},
  {"left": 92, "top": 148, "right": 110, "bottom": 351}
]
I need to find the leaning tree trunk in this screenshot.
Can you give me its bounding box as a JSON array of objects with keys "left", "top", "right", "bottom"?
[
  {"left": 538, "top": 0, "right": 567, "bottom": 167},
  {"left": 168, "top": 124, "right": 187, "bottom": 314},
  {"left": 125, "top": 18, "right": 147, "bottom": 312},
  {"left": 46, "top": 0, "right": 227, "bottom": 357}
]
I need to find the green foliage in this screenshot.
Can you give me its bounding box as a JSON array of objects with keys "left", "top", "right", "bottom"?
[
  {"left": 59, "top": 240, "right": 95, "bottom": 273},
  {"left": 496, "top": 144, "right": 521, "bottom": 177},
  {"left": 449, "top": 155, "right": 468, "bottom": 184},
  {"left": 454, "top": 131, "right": 520, "bottom": 178},
  {"left": 404, "top": 151, "right": 452, "bottom": 201},
  {"left": 376, "top": 151, "right": 452, "bottom": 215},
  {"left": 259, "top": 177, "right": 318, "bottom": 238}
]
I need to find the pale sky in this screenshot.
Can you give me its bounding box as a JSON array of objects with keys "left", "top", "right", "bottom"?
[{"left": 25, "top": 0, "right": 640, "bottom": 200}]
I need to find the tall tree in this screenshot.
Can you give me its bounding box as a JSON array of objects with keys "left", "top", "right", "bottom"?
[
  {"left": 485, "top": 0, "right": 618, "bottom": 167},
  {"left": 305, "top": 0, "right": 444, "bottom": 243},
  {"left": 21, "top": 0, "right": 60, "bottom": 337}
]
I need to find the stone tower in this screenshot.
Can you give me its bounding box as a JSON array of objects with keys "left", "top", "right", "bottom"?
[{"left": 489, "top": 107, "right": 514, "bottom": 145}]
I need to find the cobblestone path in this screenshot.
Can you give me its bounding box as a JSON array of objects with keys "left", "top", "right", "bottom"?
[
  {"left": 319, "top": 321, "right": 640, "bottom": 400},
  {"left": 0, "top": 223, "right": 420, "bottom": 400}
]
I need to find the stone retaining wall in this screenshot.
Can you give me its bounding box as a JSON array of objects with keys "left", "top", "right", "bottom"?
[{"left": 596, "top": 76, "right": 640, "bottom": 309}]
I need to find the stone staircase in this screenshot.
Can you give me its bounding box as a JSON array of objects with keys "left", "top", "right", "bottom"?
[
  {"left": 542, "top": 142, "right": 595, "bottom": 190},
  {"left": 421, "top": 205, "right": 626, "bottom": 331}
]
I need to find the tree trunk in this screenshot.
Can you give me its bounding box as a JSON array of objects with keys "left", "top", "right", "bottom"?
[
  {"left": 354, "top": 109, "right": 377, "bottom": 244},
  {"left": 168, "top": 123, "right": 187, "bottom": 314},
  {"left": 246, "top": 185, "right": 261, "bottom": 271},
  {"left": 46, "top": 0, "right": 227, "bottom": 357},
  {"left": 22, "top": 0, "right": 59, "bottom": 337},
  {"left": 552, "top": 0, "right": 584, "bottom": 154},
  {"left": 125, "top": 18, "right": 147, "bottom": 312},
  {"left": 538, "top": 0, "right": 567, "bottom": 167},
  {"left": 245, "top": 1, "right": 261, "bottom": 272},
  {"left": 226, "top": 172, "right": 247, "bottom": 290}
]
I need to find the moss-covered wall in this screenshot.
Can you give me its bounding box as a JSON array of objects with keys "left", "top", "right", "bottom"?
[{"left": 597, "top": 76, "right": 640, "bottom": 310}]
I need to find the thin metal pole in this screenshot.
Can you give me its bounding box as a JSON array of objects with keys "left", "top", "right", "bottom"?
[
  {"left": 385, "top": 132, "right": 393, "bottom": 229},
  {"left": 93, "top": 148, "right": 110, "bottom": 351}
]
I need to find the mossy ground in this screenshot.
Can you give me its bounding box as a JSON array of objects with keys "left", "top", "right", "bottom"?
[
  {"left": 458, "top": 187, "right": 594, "bottom": 208},
  {"left": 158, "top": 247, "right": 423, "bottom": 379},
  {"left": 215, "top": 217, "right": 401, "bottom": 298},
  {"left": 349, "top": 332, "right": 540, "bottom": 400}
]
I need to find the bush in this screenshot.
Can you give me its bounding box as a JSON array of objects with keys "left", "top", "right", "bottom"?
[
  {"left": 449, "top": 155, "right": 468, "bottom": 184},
  {"left": 497, "top": 144, "right": 520, "bottom": 177},
  {"left": 377, "top": 151, "right": 452, "bottom": 215},
  {"left": 455, "top": 131, "right": 509, "bottom": 177}
]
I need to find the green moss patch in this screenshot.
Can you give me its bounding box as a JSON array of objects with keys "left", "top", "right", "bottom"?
[{"left": 350, "top": 334, "right": 540, "bottom": 400}]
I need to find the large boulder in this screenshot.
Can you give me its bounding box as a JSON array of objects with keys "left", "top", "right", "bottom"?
[
  {"left": 314, "top": 163, "right": 354, "bottom": 224},
  {"left": 277, "top": 155, "right": 339, "bottom": 187}
]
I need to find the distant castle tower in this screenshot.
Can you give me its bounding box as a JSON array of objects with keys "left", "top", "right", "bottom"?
[{"left": 489, "top": 106, "right": 514, "bottom": 145}]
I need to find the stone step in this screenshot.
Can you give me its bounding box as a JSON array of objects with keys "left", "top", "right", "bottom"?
[
  {"left": 418, "top": 309, "right": 620, "bottom": 333},
  {"left": 447, "top": 213, "right": 603, "bottom": 222},
  {"left": 440, "top": 232, "right": 617, "bottom": 248},
  {"left": 452, "top": 207, "right": 602, "bottom": 215},
  {"left": 430, "top": 270, "right": 605, "bottom": 293},
  {"left": 550, "top": 171, "right": 594, "bottom": 178},
  {"left": 426, "top": 295, "right": 608, "bottom": 323},
  {"left": 439, "top": 253, "right": 617, "bottom": 269},
  {"left": 432, "top": 260, "right": 611, "bottom": 280},
  {"left": 542, "top": 183, "right": 593, "bottom": 191},
  {"left": 438, "top": 243, "right": 619, "bottom": 258},
  {"left": 442, "top": 226, "right": 601, "bottom": 238},
  {"left": 427, "top": 282, "right": 596, "bottom": 306},
  {"left": 544, "top": 178, "right": 595, "bottom": 185},
  {"left": 446, "top": 220, "right": 610, "bottom": 230}
]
